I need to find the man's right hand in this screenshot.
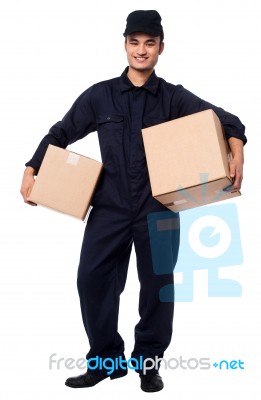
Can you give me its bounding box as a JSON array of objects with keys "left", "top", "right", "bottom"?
[{"left": 20, "top": 166, "right": 37, "bottom": 206}]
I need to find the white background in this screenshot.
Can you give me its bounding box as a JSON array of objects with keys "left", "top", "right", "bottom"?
[{"left": 1, "top": 0, "right": 260, "bottom": 398}]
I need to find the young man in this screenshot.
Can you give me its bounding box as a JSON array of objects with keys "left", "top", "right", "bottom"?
[{"left": 20, "top": 10, "right": 246, "bottom": 392}]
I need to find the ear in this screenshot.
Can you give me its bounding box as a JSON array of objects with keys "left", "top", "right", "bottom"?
[{"left": 159, "top": 42, "right": 164, "bottom": 55}]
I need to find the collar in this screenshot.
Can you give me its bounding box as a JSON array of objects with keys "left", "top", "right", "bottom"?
[{"left": 120, "top": 67, "right": 160, "bottom": 95}]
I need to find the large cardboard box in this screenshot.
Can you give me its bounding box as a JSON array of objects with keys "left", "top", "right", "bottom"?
[
  {"left": 142, "top": 109, "right": 240, "bottom": 212},
  {"left": 28, "top": 145, "right": 103, "bottom": 220}
]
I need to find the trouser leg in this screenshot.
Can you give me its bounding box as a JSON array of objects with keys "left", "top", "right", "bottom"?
[
  {"left": 131, "top": 201, "right": 180, "bottom": 374},
  {"left": 77, "top": 208, "right": 132, "bottom": 374}
]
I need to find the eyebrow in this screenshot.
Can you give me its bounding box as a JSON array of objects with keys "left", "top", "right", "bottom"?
[{"left": 128, "top": 36, "right": 157, "bottom": 43}]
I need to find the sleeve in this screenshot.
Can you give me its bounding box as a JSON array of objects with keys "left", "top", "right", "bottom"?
[
  {"left": 25, "top": 86, "right": 97, "bottom": 173},
  {"left": 173, "top": 84, "right": 247, "bottom": 145}
]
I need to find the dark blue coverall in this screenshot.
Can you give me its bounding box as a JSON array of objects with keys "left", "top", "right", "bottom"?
[{"left": 26, "top": 67, "right": 247, "bottom": 376}]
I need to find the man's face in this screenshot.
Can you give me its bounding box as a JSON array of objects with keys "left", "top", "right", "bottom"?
[{"left": 125, "top": 33, "right": 164, "bottom": 73}]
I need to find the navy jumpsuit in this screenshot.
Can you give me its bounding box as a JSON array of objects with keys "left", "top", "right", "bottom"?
[{"left": 26, "top": 67, "right": 247, "bottom": 376}]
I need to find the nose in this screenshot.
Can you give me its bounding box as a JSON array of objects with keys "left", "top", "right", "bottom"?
[{"left": 137, "top": 44, "right": 147, "bottom": 55}]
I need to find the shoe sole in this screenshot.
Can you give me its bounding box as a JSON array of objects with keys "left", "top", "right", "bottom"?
[{"left": 140, "top": 384, "right": 164, "bottom": 393}]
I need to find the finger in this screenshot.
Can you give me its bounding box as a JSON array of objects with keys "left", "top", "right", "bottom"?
[
  {"left": 20, "top": 188, "right": 28, "bottom": 203},
  {"left": 232, "top": 170, "right": 243, "bottom": 191},
  {"left": 25, "top": 190, "right": 37, "bottom": 205},
  {"left": 20, "top": 185, "right": 36, "bottom": 205},
  {"left": 229, "top": 162, "right": 236, "bottom": 180}
]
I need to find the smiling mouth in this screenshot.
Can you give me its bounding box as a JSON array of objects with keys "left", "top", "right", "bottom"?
[{"left": 135, "top": 57, "right": 148, "bottom": 61}]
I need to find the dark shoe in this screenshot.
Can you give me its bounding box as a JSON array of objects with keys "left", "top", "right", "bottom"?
[
  {"left": 140, "top": 373, "right": 164, "bottom": 392},
  {"left": 65, "top": 369, "right": 127, "bottom": 388}
]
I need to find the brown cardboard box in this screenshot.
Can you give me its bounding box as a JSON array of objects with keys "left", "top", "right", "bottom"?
[
  {"left": 142, "top": 109, "right": 240, "bottom": 212},
  {"left": 28, "top": 145, "right": 103, "bottom": 220}
]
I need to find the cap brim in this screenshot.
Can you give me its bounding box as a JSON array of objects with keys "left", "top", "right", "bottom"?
[{"left": 123, "top": 27, "right": 162, "bottom": 37}]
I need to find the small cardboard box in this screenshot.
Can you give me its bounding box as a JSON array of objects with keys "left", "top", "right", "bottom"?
[
  {"left": 28, "top": 144, "right": 103, "bottom": 220},
  {"left": 142, "top": 109, "right": 240, "bottom": 212}
]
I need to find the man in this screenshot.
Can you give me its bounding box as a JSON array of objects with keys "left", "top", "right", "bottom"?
[{"left": 20, "top": 10, "right": 246, "bottom": 392}]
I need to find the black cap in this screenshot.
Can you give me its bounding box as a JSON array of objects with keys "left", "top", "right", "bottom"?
[{"left": 123, "top": 10, "right": 164, "bottom": 40}]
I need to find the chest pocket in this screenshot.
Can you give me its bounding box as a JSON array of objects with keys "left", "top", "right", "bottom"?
[
  {"left": 97, "top": 114, "right": 124, "bottom": 129},
  {"left": 97, "top": 114, "right": 124, "bottom": 162}
]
